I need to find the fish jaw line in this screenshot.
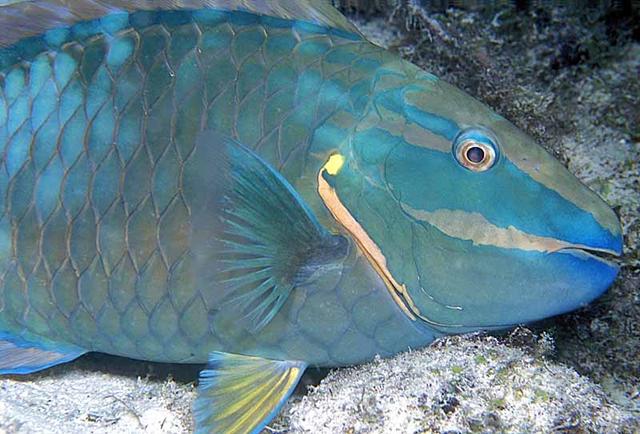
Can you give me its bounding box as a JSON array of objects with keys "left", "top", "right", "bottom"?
[{"left": 401, "top": 205, "right": 621, "bottom": 325}]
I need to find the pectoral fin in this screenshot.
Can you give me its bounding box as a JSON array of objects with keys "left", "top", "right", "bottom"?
[
  {"left": 0, "top": 331, "right": 86, "bottom": 375},
  {"left": 194, "top": 351, "right": 307, "bottom": 434},
  {"left": 192, "top": 132, "right": 348, "bottom": 333}
]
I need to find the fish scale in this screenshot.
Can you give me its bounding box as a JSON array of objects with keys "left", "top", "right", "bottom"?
[{"left": 0, "top": 9, "right": 426, "bottom": 366}]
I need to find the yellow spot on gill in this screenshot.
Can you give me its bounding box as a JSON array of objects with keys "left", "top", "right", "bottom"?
[{"left": 324, "top": 153, "right": 345, "bottom": 175}]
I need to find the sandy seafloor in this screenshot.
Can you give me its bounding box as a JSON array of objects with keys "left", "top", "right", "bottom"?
[{"left": 1, "top": 3, "right": 639, "bottom": 433}]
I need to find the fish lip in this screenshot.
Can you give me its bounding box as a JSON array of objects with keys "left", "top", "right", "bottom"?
[{"left": 554, "top": 245, "right": 621, "bottom": 267}]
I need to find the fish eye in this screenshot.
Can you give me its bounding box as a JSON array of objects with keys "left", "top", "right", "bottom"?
[{"left": 453, "top": 128, "right": 499, "bottom": 172}]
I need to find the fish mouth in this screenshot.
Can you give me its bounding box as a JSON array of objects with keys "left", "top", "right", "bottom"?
[{"left": 554, "top": 245, "right": 621, "bottom": 267}]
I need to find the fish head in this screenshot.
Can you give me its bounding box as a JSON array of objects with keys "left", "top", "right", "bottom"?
[{"left": 319, "top": 67, "right": 622, "bottom": 330}]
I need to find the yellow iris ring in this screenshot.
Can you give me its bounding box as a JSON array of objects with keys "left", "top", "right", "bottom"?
[{"left": 456, "top": 139, "right": 496, "bottom": 172}]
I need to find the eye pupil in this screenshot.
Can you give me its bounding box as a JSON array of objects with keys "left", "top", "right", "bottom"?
[
  {"left": 466, "top": 146, "right": 485, "bottom": 164},
  {"left": 453, "top": 129, "right": 499, "bottom": 172}
]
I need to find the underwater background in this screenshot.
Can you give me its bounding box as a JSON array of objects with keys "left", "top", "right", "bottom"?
[{"left": 1, "top": 2, "right": 638, "bottom": 432}]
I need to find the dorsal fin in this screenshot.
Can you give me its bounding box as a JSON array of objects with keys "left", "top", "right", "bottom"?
[{"left": 0, "top": 0, "right": 361, "bottom": 48}]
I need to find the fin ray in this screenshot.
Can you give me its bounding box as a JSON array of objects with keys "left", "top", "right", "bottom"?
[
  {"left": 194, "top": 351, "right": 306, "bottom": 434},
  {"left": 0, "top": 331, "right": 86, "bottom": 375},
  {"left": 226, "top": 375, "right": 289, "bottom": 432},
  {"left": 191, "top": 131, "right": 348, "bottom": 333}
]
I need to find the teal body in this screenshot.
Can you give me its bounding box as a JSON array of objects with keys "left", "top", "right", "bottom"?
[
  {"left": 0, "top": 9, "right": 440, "bottom": 367},
  {"left": 0, "top": 3, "right": 623, "bottom": 432}
]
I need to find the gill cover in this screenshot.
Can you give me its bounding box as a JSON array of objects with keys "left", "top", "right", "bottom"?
[{"left": 320, "top": 70, "right": 622, "bottom": 330}]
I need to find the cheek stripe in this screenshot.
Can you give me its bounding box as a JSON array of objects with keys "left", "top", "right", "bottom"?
[{"left": 403, "top": 206, "right": 580, "bottom": 253}]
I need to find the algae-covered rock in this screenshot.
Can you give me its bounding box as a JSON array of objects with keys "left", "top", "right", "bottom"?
[
  {"left": 0, "top": 355, "right": 197, "bottom": 433},
  {"left": 285, "top": 333, "right": 638, "bottom": 433}
]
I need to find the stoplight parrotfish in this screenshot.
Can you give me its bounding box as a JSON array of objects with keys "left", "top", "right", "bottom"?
[{"left": 0, "top": 1, "right": 622, "bottom": 432}]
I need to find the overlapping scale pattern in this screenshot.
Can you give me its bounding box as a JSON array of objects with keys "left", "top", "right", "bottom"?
[{"left": 0, "top": 10, "right": 415, "bottom": 365}]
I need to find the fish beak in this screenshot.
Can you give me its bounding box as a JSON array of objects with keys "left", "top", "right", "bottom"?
[{"left": 554, "top": 243, "right": 622, "bottom": 268}]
